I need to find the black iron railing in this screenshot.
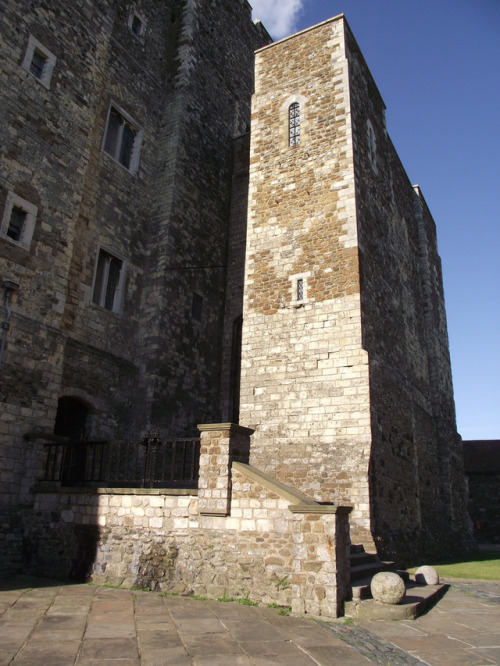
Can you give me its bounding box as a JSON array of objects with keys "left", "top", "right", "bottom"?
[{"left": 42, "top": 435, "right": 200, "bottom": 489}]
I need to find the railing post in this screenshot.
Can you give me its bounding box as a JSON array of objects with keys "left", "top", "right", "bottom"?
[
  {"left": 141, "top": 432, "right": 161, "bottom": 488},
  {"left": 197, "top": 423, "right": 254, "bottom": 516}
]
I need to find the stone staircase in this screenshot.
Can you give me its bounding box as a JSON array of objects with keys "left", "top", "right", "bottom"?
[
  {"left": 346, "top": 544, "right": 447, "bottom": 619},
  {"left": 349, "top": 544, "right": 402, "bottom": 603}
]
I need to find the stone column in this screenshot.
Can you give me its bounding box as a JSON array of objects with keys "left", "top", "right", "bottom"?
[
  {"left": 197, "top": 423, "right": 254, "bottom": 516},
  {"left": 289, "top": 504, "right": 352, "bottom": 617}
]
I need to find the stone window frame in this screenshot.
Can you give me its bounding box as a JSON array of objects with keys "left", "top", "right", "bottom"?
[
  {"left": 91, "top": 246, "right": 127, "bottom": 314},
  {"left": 128, "top": 11, "right": 147, "bottom": 42},
  {"left": 280, "top": 95, "right": 308, "bottom": 149},
  {"left": 289, "top": 271, "right": 311, "bottom": 307},
  {"left": 366, "top": 118, "right": 378, "bottom": 173},
  {"left": 22, "top": 35, "right": 57, "bottom": 89},
  {"left": 102, "top": 102, "right": 143, "bottom": 175},
  {"left": 0, "top": 191, "right": 38, "bottom": 250}
]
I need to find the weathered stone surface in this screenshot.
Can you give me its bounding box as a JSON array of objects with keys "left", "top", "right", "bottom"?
[
  {"left": 415, "top": 566, "right": 439, "bottom": 585},
  {"left": 232, "top": 15, "right": 472, "bottom": 564},
  {"left": 24, "top": 427, "right": 350, "bottom": 617},
  {"left": 1, "top": 1, "right": 471, "bottom": 585},
  {"left": 0, "top": 0, "right": 270, "bottom": 505},
  {"left": 370, "top": 572, "right": 405, "bottom": 605}
]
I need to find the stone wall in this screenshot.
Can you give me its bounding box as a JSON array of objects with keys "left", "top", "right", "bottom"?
[
  {"left": 0, "top": 0, "right": 270, "bottom": 516},
  {"left": 467, "top": 476, "right": 500, "bottom": 544},
  {"left": 346, "top": 25, "right": 471, "bottom": 562},
  {"left": 463, "top": 440, "right": 500, "bottom": 544},
  {"left": 135, "top": 0, "right": 271, "bottom": 435},
  {"left": 0, "top": 0, "right": 176, "bottom": 504},
  {"left": 26, "top": 425, "right": 351, "bottom": 618}
]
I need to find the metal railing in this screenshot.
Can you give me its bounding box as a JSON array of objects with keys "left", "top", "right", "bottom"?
[{"left": 42, "top": 434, "right": 200, "bottom": 489}]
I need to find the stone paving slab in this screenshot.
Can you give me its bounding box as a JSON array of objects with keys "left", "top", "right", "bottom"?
[{"left": 0, "top": 576, "right": 499, "bottom": 665}]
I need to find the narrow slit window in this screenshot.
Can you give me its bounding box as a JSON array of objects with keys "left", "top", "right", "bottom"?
[
  {"left": 128, "top": 12, "right": 147, "bottom": 40},
  {"left": 29, "top": 50, "right": 47, "bottom": 79},
  {"left": 192, "top": 292, "right": 203, "bottom": 322},
  {"left": 289, "top": 102, "right": 301, "bottom": 146},
  {"left": 131, "top": 15, "right": 143, "bottom": 36},
  {"left": 297, "top": 278, "right": 304, "bottom": 301}
]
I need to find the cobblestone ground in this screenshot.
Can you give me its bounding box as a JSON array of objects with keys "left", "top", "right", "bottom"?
[
  {"left": 355, "top": 581, "right": 500, "bottom": 666},
  {"left": 318, "top": 621, "right": 427, "bottom": 665},
  {"left": 447, "top": 580, "right": 500, "bottom": 604}
]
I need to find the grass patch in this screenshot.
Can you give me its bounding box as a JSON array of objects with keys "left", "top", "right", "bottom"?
[
  {"left": 408, "top": 550, "right": 500, "bottom": 581},
  {"left": 278, "top": 607, "right": 292, "bottom": 616},
  {"left": 267, "top": 603, "right": 292, "bottom": 616},
  {"left": 217, "top": 594, "right": 258, "bottom": 606}
]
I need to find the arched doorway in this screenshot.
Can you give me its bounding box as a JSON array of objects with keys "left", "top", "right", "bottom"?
[{"left": 54, "top": 397, "right": 89, "bottom": 485}]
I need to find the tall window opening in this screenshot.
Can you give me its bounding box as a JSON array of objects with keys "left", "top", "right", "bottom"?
[
  {"left": 289, "top": 102, "right": 301, "bottom": 146},
  {"left": 29, "top": 50, "right": 47, "bottom": 79},
  {"left": 92, "top": 249, "right": 124, "bottom": 312},
  {"left": 6, "top": 206, "right": 27, "bottom": 242},
  {"left": 103, "top": 105, "right": 142, "bottom": 173}
]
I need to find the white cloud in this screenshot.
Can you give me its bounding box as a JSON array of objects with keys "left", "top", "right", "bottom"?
[{"left": 251, "top": 0, "right": 305, "bottom": 39}]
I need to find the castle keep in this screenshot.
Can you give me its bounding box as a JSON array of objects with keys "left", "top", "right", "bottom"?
[{"left": 0, "top": 0, "right": 471, "bottom": 614}]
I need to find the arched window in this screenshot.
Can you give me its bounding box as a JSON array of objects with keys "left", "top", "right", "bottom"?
[{"left": 289, "top": 102, "right": 300, "bottom": 146}]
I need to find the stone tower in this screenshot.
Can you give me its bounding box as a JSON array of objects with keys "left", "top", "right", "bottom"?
[{"left": 237, "top": 16, "right": 470, "bottom": 563}]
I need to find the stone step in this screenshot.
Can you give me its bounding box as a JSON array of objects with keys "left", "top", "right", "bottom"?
[
  {"left": 350, "top": 551, "right": 380, "bottom": 566},
  {"left": 350, "top": 560, "right": 396, "bottom": 582},
  {"left": 345, "top": 582, "right": 449, "bottom": 620}
]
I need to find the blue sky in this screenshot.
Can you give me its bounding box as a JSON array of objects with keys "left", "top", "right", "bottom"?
[{"left": 251, "top": 0, "right": 500, "bottom": 440}]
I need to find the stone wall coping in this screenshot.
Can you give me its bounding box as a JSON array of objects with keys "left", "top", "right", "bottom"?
[
  {"left": 197, "top": 422, "right": 255, "bottom": 436},
  {"left": 288, "top": 504, "right": 352, "bottom": 515},
  {"left": 31, "top": 484, "right": 197, "bottom": 497},
  {"left": 233, "top": 462, "right": 317, "bottom": 506},
  {"left": 24, "top": 432, "right": 70, "bottom": 442}
]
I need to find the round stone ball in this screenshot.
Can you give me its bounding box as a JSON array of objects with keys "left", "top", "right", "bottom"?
[
  {"left": 415, "top": 566, "right": 440, "bottom": 585},
  {"left": 370, "top": 572, "right": 406, "bottom": 605}
]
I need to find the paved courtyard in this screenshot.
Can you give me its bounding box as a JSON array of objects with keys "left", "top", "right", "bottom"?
[{"left": 0, "top": 575, "right": 499, "bottom": 665}]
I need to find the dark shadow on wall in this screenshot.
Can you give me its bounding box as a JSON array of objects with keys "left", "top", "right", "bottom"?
[{"left": 23, "top": 499, "right": 100, "bottom": 583}]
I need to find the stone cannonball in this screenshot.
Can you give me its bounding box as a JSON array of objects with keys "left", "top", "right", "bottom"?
[
  {"left": 370, "top": 572, "right": 406, "bottom": 605},
  {"left": 415, "top": 565, "right": 440, "bottom": 585}
]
